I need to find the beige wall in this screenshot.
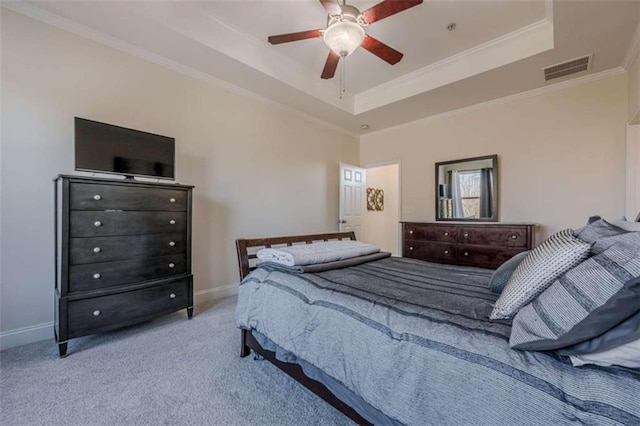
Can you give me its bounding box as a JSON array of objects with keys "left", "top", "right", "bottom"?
[
  {"left": 361, "top": 74, "right": 628, "bottom": 242},
  {"left": 0, "top": 11, "right": 358, "bottom": 346},
  {"left": 363, "top": 164, "right": 399, "bottom": 255}
]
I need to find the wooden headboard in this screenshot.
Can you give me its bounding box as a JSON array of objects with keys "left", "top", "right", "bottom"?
[{"left": 235, "top": 231, "right": 357, "bottom": 280}]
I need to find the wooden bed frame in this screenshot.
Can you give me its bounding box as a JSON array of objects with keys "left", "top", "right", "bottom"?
[{"left": 235, "top": 231, "right": 372, "bottom": 426}]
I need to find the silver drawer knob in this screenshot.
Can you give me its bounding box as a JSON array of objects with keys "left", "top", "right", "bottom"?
[
  {"left": 94, "top": 221, "right": 102, "bottom": 227},
  {"left": 464, "top": 233, "right": 469, "bottom": 237},
  {"left": 93, "top": 310, "right": 100, "bottom": 316},
  {"left": 444, "top": 232, "right": 449, "bottom": 236},
  {"left": 444, "top": 250, "right": 449, "bottom": 254},
  {"left": 409, "top": 246, "right": 414, "bottom": 251},
  {"left": 464, "top": 252, "right": 469, "bottom": 256},
  {"left": 409, "top": 230, "right": 414, "bottom": 234},
  {"left": 170, "top": 293, "right": 176, "bottom": 299},
  {"left": 169, "top": 263, "right": 175, "bottom": 268},
  {"left": 93, "top": 195, "right": 102, "bottom": 201},
  {"left": 169, "top": 241, "right": 176, "bottom": 247},
  {"left": 93, "top": 273, "right": 101, "bottom": 279},
  {"left": 170, "top": 198, "right": 176, "bottom": 203},
  {"left": 511, "top": 235, "right": 518, "bottom": 239},
  {"left": 169, "top": 220, "right": 176, "bottom": 225},
  {"left": 93, "top": 247, "right": 101, "bottom": 253}
]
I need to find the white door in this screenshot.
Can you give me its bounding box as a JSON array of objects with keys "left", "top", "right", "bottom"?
[{"left": 339, "top": 163, "right": 365, "bottom": 240}]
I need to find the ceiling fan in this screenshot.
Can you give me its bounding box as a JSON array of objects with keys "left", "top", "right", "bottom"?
[{"left": 267, "top": 0, "right": 424, "bottom": 80}]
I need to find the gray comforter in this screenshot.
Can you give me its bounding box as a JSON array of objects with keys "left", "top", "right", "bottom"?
[{"left": 235, "top": 257, "right": 640, "bottom": 425}]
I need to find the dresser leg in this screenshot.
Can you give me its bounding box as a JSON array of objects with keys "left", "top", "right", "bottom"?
[
  {"left": 187, "top": 307, "right": 193, "bottom": 319},
  {"left": 58, "top": 342, "right": 68, "bottom": 358}
]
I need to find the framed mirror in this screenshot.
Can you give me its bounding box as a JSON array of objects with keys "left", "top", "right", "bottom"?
[{"left": 435, "top": 154, "right": 498, "bottom": 222}]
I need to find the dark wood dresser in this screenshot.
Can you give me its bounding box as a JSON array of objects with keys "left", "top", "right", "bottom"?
[
  {"left": 402, "top": 222, "right": 535, "bottom": 269},
  {"left": 54, "top": 175, "right": 194, "bottom": 356}
]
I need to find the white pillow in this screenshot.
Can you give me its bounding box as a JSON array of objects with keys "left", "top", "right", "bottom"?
[
  {"left": 569, "top": 339, "right": 640, "bottom": 369},
  {"left": 256, "top": 240, "right": 379, "bottom": 266}
]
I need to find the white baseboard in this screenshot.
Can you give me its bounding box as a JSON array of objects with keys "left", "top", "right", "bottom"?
[
  {"left": 194, "top": 283, "right": 239, "bottom": 305},
  {"left": 0, "top": 322, "right": 54, "bottom": 351},
  {"left": 0, "top": 284, "right": 239, "bottom": 352}
]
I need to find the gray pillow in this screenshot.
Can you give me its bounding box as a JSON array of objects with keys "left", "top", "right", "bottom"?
[
  {"left": 557, "top": 310, "right": 640, "bottom": 356},
  {"left": 488, "top": 251, "right": 529, "bottom": 294},
  {"left": 490, "top": 229, "right": 590, "bottom": 320},
  {"left": 586, "top": 215, "right": 602, "bottom": 224},
  {"left": 592, "top": 228, "right": 640, "bottom": 255},
  {"left": 611, "top": 220, "right": 640, "bottom": 232},
  {"left": 509, "top": 234, "right": 640, "bottom": 351},
  {"left": 575, "top": 218, "right": 628, "bottom": 245}
]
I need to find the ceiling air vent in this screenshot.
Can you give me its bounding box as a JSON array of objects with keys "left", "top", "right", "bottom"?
[{"left": 543, "top": 54, "right": 592, "bottom": 81}]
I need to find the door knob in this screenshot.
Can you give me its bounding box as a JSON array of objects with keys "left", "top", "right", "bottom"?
[{"left": 339, "top": 220, "right": 347, "bottom": 224}]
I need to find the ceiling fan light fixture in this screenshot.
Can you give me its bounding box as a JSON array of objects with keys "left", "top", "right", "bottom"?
[{"left": 322, "top": 20, "right": 365, "bottom": 57}]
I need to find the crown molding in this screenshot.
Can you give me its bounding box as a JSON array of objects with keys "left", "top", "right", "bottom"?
[
  {"left": 365, "top": 67, "right": 626, "bottom": 137},
  {"left": 544, "top": 0, "right": 554, "bottom": 25},
  {"left": 1, "top": 2, "right": 359, "bottom": 138},
  {"left": 623, "top": 20, "right": 640, "bottom": 71},
  {"left": 354, "top": 17, "right": 554, "bottom": 114}
]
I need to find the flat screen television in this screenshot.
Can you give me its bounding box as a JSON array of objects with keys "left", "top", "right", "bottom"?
[{"left": 75, "top": 117, "right": 175, "bottom": 180}]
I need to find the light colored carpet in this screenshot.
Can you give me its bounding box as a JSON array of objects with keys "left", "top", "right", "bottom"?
[{"left": 0, "top": 297, "right": 353, "bottom": 425}]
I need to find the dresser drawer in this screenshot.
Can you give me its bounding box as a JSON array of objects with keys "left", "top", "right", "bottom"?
[
  {"left": 404, "top": 224, "right": 457, "bottom": 243},
  {"left": 403, "top": 241, "right": 456, "bottom": 263},
  {"left": 70, "top": 233, "right": 186, "bottom": 265},
  {"left": 457, "top": 226, "right": 529, "bottom": 248},
  {"left": 456, "top": 245, "right": 525, "bottom": 269},
  {"left": 70, "top": 211, "right": 187, "bottom": 237},
  {"left": 70, "top": 183, "right": 187, "bottom": 211},
  {"left": 67, "top": 277, "right": 190, "bottom": 339},
  {"left": 69, "top": 255, "right": 187, "bottom": 293}
]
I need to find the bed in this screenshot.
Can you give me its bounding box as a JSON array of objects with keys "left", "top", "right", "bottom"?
[{"left": 235, "top": 232, "right": 640, "bottom": 426}]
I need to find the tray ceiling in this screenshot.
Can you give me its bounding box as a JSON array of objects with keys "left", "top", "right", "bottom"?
[{"left": 3, "top": 1, "right": 639, "bottom": 135}]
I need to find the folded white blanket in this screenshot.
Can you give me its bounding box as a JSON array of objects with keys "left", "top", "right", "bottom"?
[{"left": 256, "top": 240, "right": 380, "bottom": 267}]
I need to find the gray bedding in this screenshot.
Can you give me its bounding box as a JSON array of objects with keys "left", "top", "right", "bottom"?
[{"left": 235, "top": 257, "right": 640, "bottom": 425}]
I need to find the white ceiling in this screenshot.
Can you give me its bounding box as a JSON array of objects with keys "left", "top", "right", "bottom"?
[{"left": 4, "top": 1, "right": 639, "bottom": 135}]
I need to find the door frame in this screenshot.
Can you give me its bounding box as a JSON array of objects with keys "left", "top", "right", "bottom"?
[
  {"left": 627, "top": 123, "right": 640, "bottom": 220},
  {"left": 362, "top": 159, "right": 402, "bottom": 256}
]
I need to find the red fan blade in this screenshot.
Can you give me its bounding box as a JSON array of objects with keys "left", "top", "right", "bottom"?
[
  {"left": 362, "top": 0, "right": 423, "bottom": 24},
  {"left": 319, "top": 0, "right": 342, "bottom": 15},
  {"left": 361, "top": 35, "right": 403, "bottom": 65},
  {"left": 268, "top": 29, "right": 323, "bottom": 45},
  {"left": 321, "top": 51, "right": 340, "bottom": 79}
]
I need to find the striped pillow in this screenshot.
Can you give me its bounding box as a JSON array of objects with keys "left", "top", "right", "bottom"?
[
  {"left": 510, "top": 235, "right": 640, "bottom": 351},
  {"left": 489, "top": 229, "right": 590, "bottom": 320}
]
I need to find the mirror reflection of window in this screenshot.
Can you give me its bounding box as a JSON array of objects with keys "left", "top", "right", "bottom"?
[
  {"left": 436, "top": 155, "right": 497, "bottom": 221},
  {"left": 449, "top": 168, "right": 493, "bottom": 219},
  {"left": 456, "top": 170, "right": 481, "bottom": 219}
]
